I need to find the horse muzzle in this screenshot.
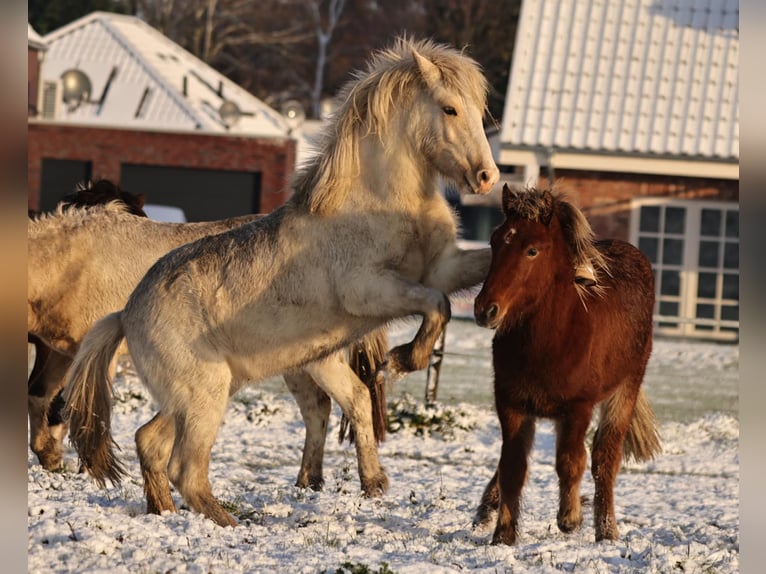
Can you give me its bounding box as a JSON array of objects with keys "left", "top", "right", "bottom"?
[
  {"left": 474, "top": 300, "right": 501, "bottom": 329},
  {"left": 465, "top": 164, "right": 500, "bottom": 195}
]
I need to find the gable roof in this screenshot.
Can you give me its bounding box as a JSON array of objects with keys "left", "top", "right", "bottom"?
[
  {"left": 500, "top": 0, "right": 739, "bottom": 163},
  {"left": 37, "top": 11, "right": 289, "bottom": 138}
]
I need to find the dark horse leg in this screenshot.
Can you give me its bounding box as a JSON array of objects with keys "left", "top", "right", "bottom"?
[
  {"left": 28, "top": 336, "right": 72, "bottom": 470},
  {"left": 554, "top": 407, "right": 593, "bottom": 534},
  {"left": 474, "top": 467, "right": 499, "bottom": 527},
  {"left": 591, "top": 385, "right": 638, "bottom": 541},
  {"left": 492, "top": 411, "right": 536, "bottom": 545},
  {"left": 283, "top": 371, "right": 331, "bottom": 491}
]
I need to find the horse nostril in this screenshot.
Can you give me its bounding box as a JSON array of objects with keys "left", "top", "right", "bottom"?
[
  {"left": 476, "top": 167, "right": 499, "bottom": 193},
  {"left": 486, "top": 303, "right": 498, "bottom": 321}
]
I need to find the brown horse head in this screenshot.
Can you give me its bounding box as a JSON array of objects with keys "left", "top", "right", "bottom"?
[
  {"left": 60, "top": 179, "right": 147, "bottom": 217},
  {"left": 475, "top": 184, "right": 607, "bottom": 329}
]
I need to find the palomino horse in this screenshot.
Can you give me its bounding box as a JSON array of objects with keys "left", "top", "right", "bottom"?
[
  {"left": 64, "top": 37, "right": 499, "bottom": 527},
  {"left": 473, "top": 185, "right": 661, "bottom": 544},
  {"left": 28, "top": 179, "right": 147, "bottom": 470},
  {"left": 29, "top": 200, "right": 387, "bottom": 482}
]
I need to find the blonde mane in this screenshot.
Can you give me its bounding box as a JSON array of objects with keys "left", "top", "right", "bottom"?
[{"left": 290, "top": 37, "right": 489, "bottom": 214}]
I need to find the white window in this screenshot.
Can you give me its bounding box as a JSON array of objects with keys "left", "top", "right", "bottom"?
[{"left": 629, "top": 198, "right": 739, "bottom": 341}]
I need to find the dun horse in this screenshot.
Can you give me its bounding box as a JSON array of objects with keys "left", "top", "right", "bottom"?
[
  {"left": 29, "top": 195, "right": 387, "bottom": 480},
  {"left": 28, "top": 180, "right": 147, "bottom": 470},
  {"left": 473, "top": 185, "right": 661, "bottom": 544},
  {"left": 64, "top": 37, "right": 499, "bottom": 527}
]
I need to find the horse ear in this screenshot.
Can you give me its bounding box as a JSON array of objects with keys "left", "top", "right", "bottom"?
[
  {"left": 501, "top": 183, "right": 514, "bottom": 216},
  {"left": 135, "top": 193, "right": 146, "bottom": 208},
  {"left": 412, "top": 49, "right": 441, "bottom": 90},
  {"left": 540, "top": 192, "right": 556, "bottom": 225}
]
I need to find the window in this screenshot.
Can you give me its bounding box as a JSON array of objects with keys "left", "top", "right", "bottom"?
[{"left": 630, "top": 198, "right": 739, "bottom": 341}]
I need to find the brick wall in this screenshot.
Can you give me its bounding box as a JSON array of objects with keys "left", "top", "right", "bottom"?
[
  {"left": 538, "top": 170, "right": 739, "bottom": 240},
  {"left": 28, "top": 123, "right": 296, "bottom": 213}
]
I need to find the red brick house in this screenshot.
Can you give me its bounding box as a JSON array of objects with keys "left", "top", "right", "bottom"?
[
  {"left": 27, "top": 12, "right": 295, "bottom": 220},
  {"left": 472, "top": 0, "right": 739, "bottom": 341}
]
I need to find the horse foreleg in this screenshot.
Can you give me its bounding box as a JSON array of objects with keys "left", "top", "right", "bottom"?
[
  {"left": 303, "top": 353, "right": 388, "bottom": 496},
  {"left": 493, "top": 411, "right": 535, "bottom": 545},
  {"left": 27, "top": 341, "right": 71, "bottom": 470},
  {"left": 424, "top": 246, "right": 491, "bottom": 295},
  {"left": 283, "top": 370, "right": 331, "bottom": 491},
  {"left": 474, "top": 467, "right": 499, "bottom": 527},
  {"left": 135, "top": 411, "right": 176, "bottom": 516},
  {"left": 591, "top": 385, "right": 637, "bottom": 541},
  {"left": 341, "top": 274, "right": 450, "bottom": 382},
  {"left": 554, "top": 409, "right": 592, "bottom": 534}
]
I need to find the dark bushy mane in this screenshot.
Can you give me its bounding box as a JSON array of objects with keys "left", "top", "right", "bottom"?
[
  {"left": 503, "top": 186, "right": 610, "bottom": 291},
  {"left": 61, "top": 179, "right": 147, "bottom": 217},
  {"left": 290, "top": 37, "right": 488, "bottom": 215}
]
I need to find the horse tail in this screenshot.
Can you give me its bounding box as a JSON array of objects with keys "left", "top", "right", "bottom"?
[
  {"left": 63, "top": 311, "right": 128, "bottom": 487},
  {"left": 622, "top": 388, "right": 662, "bottom": 463},
  {"left": 339, "top": 327, "right": 389, "bottom": 445}
]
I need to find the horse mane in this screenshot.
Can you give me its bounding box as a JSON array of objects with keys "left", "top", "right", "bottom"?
[
  {"left": 28, "top": 201, "right": 134, "bottom": 235},
  {"left": 61, "top": 179, "right": 147, "bottom": 217},
  {"left": 290, "top": 37, "right": 489, "bottom": 214},
  {"left": 503, "top": 186, "right": 611, "bottom": 298}
]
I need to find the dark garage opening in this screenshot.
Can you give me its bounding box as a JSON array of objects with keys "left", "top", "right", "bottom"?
[
  {"left": 39, "top": 158, "right": 93, "bottom": 211},
  {"left": 120, "top": 164, "right": 262, "bottom": 221}
]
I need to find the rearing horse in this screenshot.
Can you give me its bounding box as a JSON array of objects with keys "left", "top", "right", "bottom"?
[
  {"left": 64, "top": 37, "right": 499, "bottom": 526},
  {"left": 474, "top": 185, "right": 661, "bottom": 544}
]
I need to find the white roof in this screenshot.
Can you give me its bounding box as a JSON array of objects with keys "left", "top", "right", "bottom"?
[
  {"left": 28, "top": 24, "right": 46, "bottom": 50},
  {"left": 500, "top": 0, "right": 739, "bottom": 160},
  {"left": 38, "top": 12, "right": 290, "bottom": 137}
]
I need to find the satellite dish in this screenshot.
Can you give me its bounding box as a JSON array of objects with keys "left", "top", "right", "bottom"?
[
  {"left": 218, "top": 99, "right": 242, "bottom": 127},
  {"left": 280, "top": 99, "right": 306, "bottom": 132},
  {"left": 60, "top": 69, "right": 92, "bottom": 110}
]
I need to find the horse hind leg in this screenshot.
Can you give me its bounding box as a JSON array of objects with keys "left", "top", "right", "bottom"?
[
  {"left": 283, "top": 370, "right": 331, "bottom": 490},
  {"left": 303, "top": 353, "right": 387, "bottom": 496},
  {"left": 591, "top": 383, "right": 639, "bottom": 541},
  {"left": 135, "top": 411, "right": 176, "bottom": 515},
  {"left": 163, "top": 365, "right": 236, "bottom": 527},
  {"left": 554, "top": 408, "right": 593, "bottom": 534}
]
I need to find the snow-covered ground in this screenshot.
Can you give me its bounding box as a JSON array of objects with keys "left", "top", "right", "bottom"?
[{"left": 28, "top": 319, "right": 739, "bottom": 573}]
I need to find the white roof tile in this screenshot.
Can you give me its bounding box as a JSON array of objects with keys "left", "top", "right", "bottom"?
[
  {"left": 500, "top": 0, "right": 738, "bottom": 160},
  {"left": 37, "top": 12, "right": 289, "bottom": 138}
]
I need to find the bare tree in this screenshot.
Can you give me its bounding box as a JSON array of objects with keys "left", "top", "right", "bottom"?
[{"left": 304, "top": 0, "right": 347, "bottom": 118}]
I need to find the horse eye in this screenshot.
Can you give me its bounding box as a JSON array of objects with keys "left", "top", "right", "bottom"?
[
  {"left": 442, "top": 106, "right": 457, "bottom": 116},
  {"left": 526, "top": 247, "right": 538, "bottom": 257}
]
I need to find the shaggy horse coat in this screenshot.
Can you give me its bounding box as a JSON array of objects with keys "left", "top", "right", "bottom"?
[
  {"left": 474, "top": 185, "right": 661, "bottom": 544},
  {"left": 65, "top": 38, "right": 499, "bottom": 526}
]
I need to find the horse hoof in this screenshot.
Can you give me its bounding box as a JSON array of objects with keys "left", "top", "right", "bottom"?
[
  {"left": 595, "top": 524, "right": 619, "bottom": 541},
  {"left": 557, "top": 513, "right": 583, "bottom": 533},
  {"left": 473, "top": 505, "right": 494, "bottom": 528},
  {"left": 491, "top": 527, "right": 516, "bottom": 546},
  {"left": 361, "top": 471, "right": 389, "bottom": 497}
]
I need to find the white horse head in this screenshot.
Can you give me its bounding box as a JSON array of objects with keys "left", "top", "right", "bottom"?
[{"left": 293, "top": 37, "right": 500, "bottom": 214}]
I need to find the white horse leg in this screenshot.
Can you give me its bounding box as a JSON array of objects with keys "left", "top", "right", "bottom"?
[
  {"left": 163, "top": 364, "right": 235, "bottom": 527},
  {"left": 425, "top": 246, "right": 491, "bottom": 294},
  {"left": 283, "top": 370, "right": 331, "bottom": 490},
  {"left": 135, "top": 411, "right": 176, "bottom": 515},
  {"left": 341, "top": 274, "right": 451, "bottom": 381},
  {"left": 303, "top": 353, "right": 388, "bottom": 496}
]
